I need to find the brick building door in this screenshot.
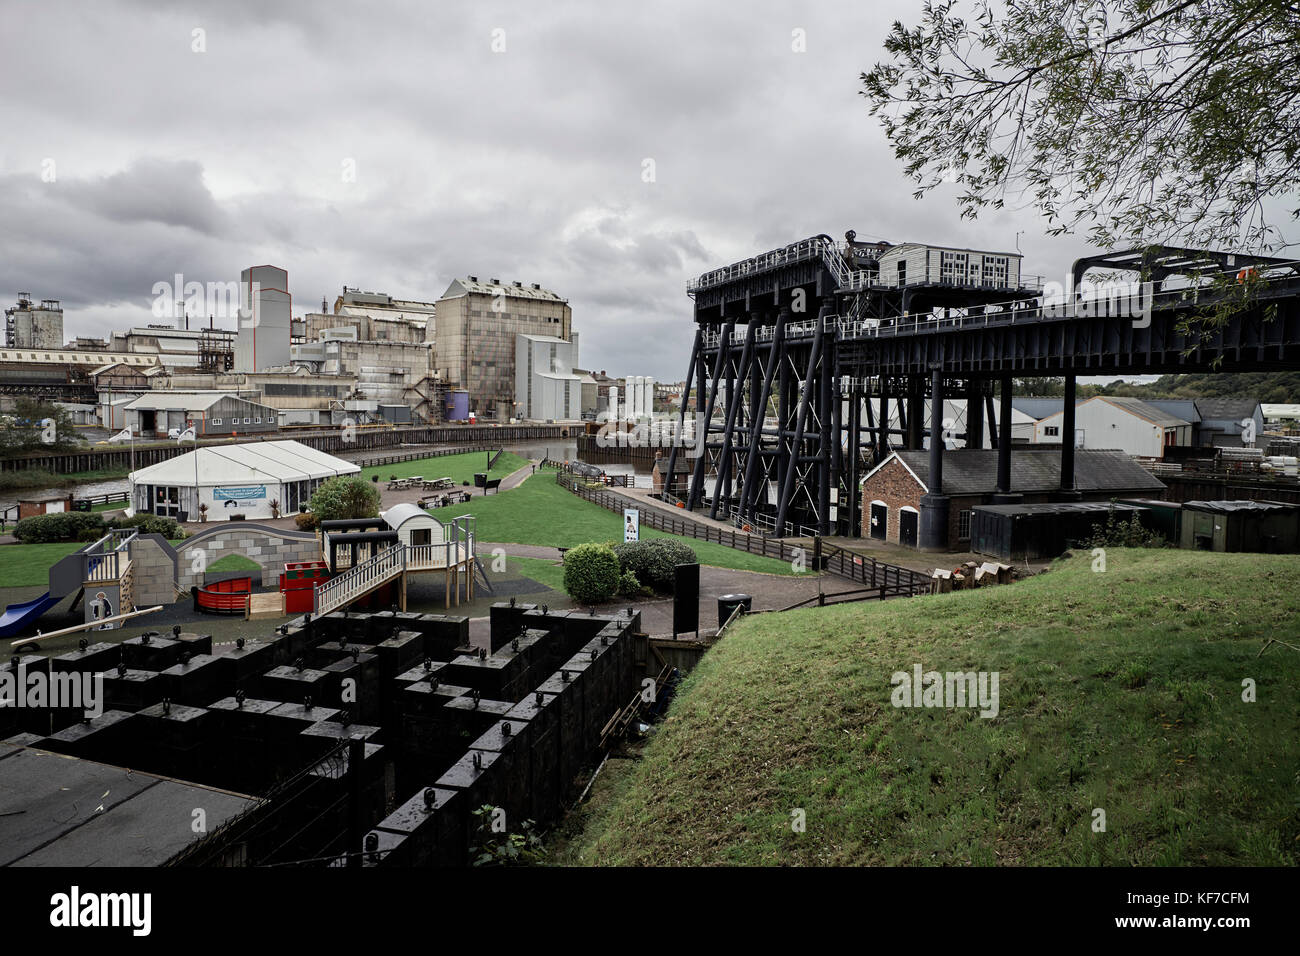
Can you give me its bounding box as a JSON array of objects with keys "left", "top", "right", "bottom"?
[
  {"left": 869, "top": 502, "right": 887, "bottom": 541},
  {"left": 899, "top": 508, "right": 918, "bottom": 548}
]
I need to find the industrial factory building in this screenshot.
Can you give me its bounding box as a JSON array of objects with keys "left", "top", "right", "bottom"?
[
  {"left": 233, "top": 265, "right": 292, "bottom": 373},
  {"left": 129, "top": 439, "right": 359, "bottom": 521},
  {"left": 4, "top": 294, "right": 64, "bottom": 348},
  {"left": 124, "top": 391, "right": 279, "bottom": 439},
  {"left": 515, "top": 332, "right": 582, "bottom": 421},
  {"left": 435, "top": 277, "right": 573, "bottom": 421}
]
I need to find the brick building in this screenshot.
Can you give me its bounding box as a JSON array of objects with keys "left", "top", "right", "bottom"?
[{"left": 860, "top": 447, "right": 1166, "bottom": 551}]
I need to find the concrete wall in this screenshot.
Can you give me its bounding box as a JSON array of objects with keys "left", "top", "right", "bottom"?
[
  {"left": 175, "top": 525, "right": 323, "bottom": 589},
  {"left": 128, "top": 534, "right": 180, "bottom": 606}
]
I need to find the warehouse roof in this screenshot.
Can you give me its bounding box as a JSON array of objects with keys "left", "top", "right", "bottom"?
[
  {"left": 873, "top": 447, "right": 1166, "bottom": 495},
  {"left": 440, "top": 277, "right": 567, "bottom": 302},
  {"left": 129, "top": 440, "right": 359, "bottom": 486},
  {"left": 1036, "top": 396, "right": 1189, "bottom": 428},
  {"left": 1182, "top": 499, "right": 1298, "bottom": 514},
  {"left": 1194, "top": 397, "right": 1260, "bottom": 420}
]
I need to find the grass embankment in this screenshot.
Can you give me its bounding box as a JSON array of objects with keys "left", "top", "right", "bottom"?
[
  {"left": 563, "top": 549, "right": 1300, "bottom": 866},
  {"left": 427, "top": 474, "right": 798, "bottom": 576},
  {"left": 359, "top": 450, "right": 529, "bottom": 487}
]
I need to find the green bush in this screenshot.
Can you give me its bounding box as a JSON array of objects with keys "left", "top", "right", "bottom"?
[
  {"left": 295, "top": 511, "right": 317, "bottom": 531},
  {"left": 14, "top": 511, "right": 106, "bottom": 543},
  {"left": 308, "top": 475, "right": 381, "bottom": 523},
  {"left": 562, "top": 543, "right": 622, "bottom": 604},
  {"left": 110, "top": 513, "right": 186, "bottom": 539},
  {"left": 617, "top": 570, "right": 642, "bottom": 598},
  {"left": 611, "top": 539, "right": 698, "bottom": 592}
]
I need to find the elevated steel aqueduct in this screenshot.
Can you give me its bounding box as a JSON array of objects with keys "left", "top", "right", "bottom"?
[{"left": 661, "top": 232, "right": 1300, "bottom": 549}]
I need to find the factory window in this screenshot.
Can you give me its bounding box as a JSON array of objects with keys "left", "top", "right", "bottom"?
[
  {"left": 212, "top": 418, "right": 222, "bottom": 425},
  {"left": 254, "top": 417, "right": 261, "bottom": 423},
  {"left": 244, "top": 417, "right": 251, "bottom": 424},
  {"left": 958, "top": 509, "right": 972, "bottom": 541},
  {"left": 1044, "top": 425, "right": 1060, "bottom": 437}
]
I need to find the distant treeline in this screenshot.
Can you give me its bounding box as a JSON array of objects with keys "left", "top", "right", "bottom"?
[{"left": 1015, "top": 373, "right": 1300, "bottom": 404}]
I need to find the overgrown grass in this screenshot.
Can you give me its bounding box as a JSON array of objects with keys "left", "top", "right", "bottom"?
[
  {"left": 0, "top": 542, "right": 84, "bottom": 588},
  {"left": 359, "top": 450, "right": 529, "bottom": 487},
  {"left": 428, "top": 474, "right": 798, "bottom": 576},
  {"left": 563, "top": 549, "right": 1300, "bottom": 866}
]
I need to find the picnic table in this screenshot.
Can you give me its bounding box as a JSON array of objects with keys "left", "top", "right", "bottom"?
[{"left": 422, "top": 477, "right": 454, "bottom": 490}]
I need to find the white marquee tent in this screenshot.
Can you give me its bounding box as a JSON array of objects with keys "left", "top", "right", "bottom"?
[{"left": 129, "top": 439, "right": 360, "bottom": 521}]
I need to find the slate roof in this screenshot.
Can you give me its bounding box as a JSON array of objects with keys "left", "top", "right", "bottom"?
[
  {"left": 882, "top": 447, "right": 1166, "bottom": 495},
  {"left": 1194, "top": 398, "right": 1260, "bottom": 421},
  {"left": 1090, "top": 396, "right": 1190, "bottom": 427}
]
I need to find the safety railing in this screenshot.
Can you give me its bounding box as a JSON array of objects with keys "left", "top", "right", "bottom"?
[{"left": 315, "top": 545, "right": 407, "bottom": 616}]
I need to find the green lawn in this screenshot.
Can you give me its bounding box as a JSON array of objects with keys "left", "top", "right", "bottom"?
[
  {"left": 427, "top": 474, "right": 798, "bottom": 576},
  {"left": 359, "top": 450, "right": 530, "bottom": 487},
  {"left": 0, "top": 541, "right": 84, "bottom": 588},
  {"left": 207, "top": 553, "right": 261, "bottom": 573},
  {"left": 562, "top": 549, "right": 1300, "bottom": 866},
  {"left": 506, "top": 555, "right": 566, "bottom": 592}
]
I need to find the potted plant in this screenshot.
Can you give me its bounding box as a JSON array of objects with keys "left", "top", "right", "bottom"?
[
  {"left": 269, "top": 498, "right": 281, "bottom": 519},
  {"left": 198, "top": 503, "right": 208, "bottom": 524}
]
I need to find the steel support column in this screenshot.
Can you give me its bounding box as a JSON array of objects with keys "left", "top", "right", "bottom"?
[
  {"left": 663, "top": 325, "right": 702, "bottom": 502},
  {"left": 687, "top": 316, "right": 735, "bottom": 509},
  {"left": 710, "top": 320, "right": 756, "bottom": 520},
  {"left": 774, "top": 307, "right": 827, "bottom": 537}
]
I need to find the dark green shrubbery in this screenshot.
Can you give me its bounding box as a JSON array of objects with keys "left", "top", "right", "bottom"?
[
  {"left": 14, "top": 510, "right": 187, "bottom": 543},
  {"left": 562, "top": 543, "right": 622, "bottom": 604},
  {"left": 14, "top": 511, "right": 106, "bottom": 543},
  {"left": 611, "top": 538, "right": 698, "bottom": 592},
  {"left": 112, "top": 513, "right": 187, "bottom": 540},
  {"left": 618, "top": 570, "right": 642, "bottom": 598}
]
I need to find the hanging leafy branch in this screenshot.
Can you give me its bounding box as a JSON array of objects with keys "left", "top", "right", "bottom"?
[{"left": 861, "top": 0, "right": 1300, "bottom": 252}]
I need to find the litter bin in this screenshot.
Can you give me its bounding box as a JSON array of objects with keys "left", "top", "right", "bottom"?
[
  {"left": 72, "top": 499, "right": 92, "bottom": 512},
  {"left": 717, "top": 593, "right": 752, "bottom": 626}
]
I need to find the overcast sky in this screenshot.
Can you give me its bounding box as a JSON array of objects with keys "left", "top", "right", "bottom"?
[{"left": 0, "top": 0, "right": 1180, "bottom": 380}]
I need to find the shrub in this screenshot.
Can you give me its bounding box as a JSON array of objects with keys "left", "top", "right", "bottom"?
[
  {"left": 611, "top": 538, "right": 697, "bottom": 592},
  {"left": 617, "top": 570, "right": 642, "bottom": 598},
  {"left": 14, "top": 511, "right": 106, "bottom": 543},
  {"left": 110, "top": 513, "right": 186, "bottom": 539},
  {"left": 562, "top": 543, "right": 621, "bottom": 604},
  {"left": 309, "top": 475, "right": 380, "bottom": 523},
  {"left": 1080, "top": 502, "right": 1166, "bottom": 550},
  {"left": 295, "top": 511, "right": 317, "bottom": 531}
]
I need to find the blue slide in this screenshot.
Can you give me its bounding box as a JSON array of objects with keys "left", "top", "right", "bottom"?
[{"left": 0, "top": 593, "right": 61, "bottom": 638}]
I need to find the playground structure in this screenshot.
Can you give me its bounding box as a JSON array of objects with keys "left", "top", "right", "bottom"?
[
  {"left": 192, "top": 574, "right": 254, "bottom": 615},
  {"left": 317, "top": 507, "right": 482, "bottom": 614},
  {"left": 0, "top": 529, "right": 141, "bottom": 638}
]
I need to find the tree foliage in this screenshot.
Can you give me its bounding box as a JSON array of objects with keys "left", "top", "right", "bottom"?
[
  {"left": 861, "top": 0, "right": 1300, "bottom": 251},
  {"left": 0, "top": 399, "right": 80, "bottom": 457},
  {"left": 307, "top": 475, "right": 380, "bottom": 524}
]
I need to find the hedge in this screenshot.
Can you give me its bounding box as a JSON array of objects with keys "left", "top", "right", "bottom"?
[
  {"left": 562, "top": 543, "right": 622, "bottom": 604},
  {"left": 610, "top": 538, "right": 698, "bottom": 592}
]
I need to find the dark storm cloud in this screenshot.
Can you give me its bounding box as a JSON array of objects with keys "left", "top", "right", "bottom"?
[
  {"left": 0, "top": 0, "right": 1111, "bottom": 377},
  {"left": 57, "top": 158, "right": 228, "bottom": 235}
]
